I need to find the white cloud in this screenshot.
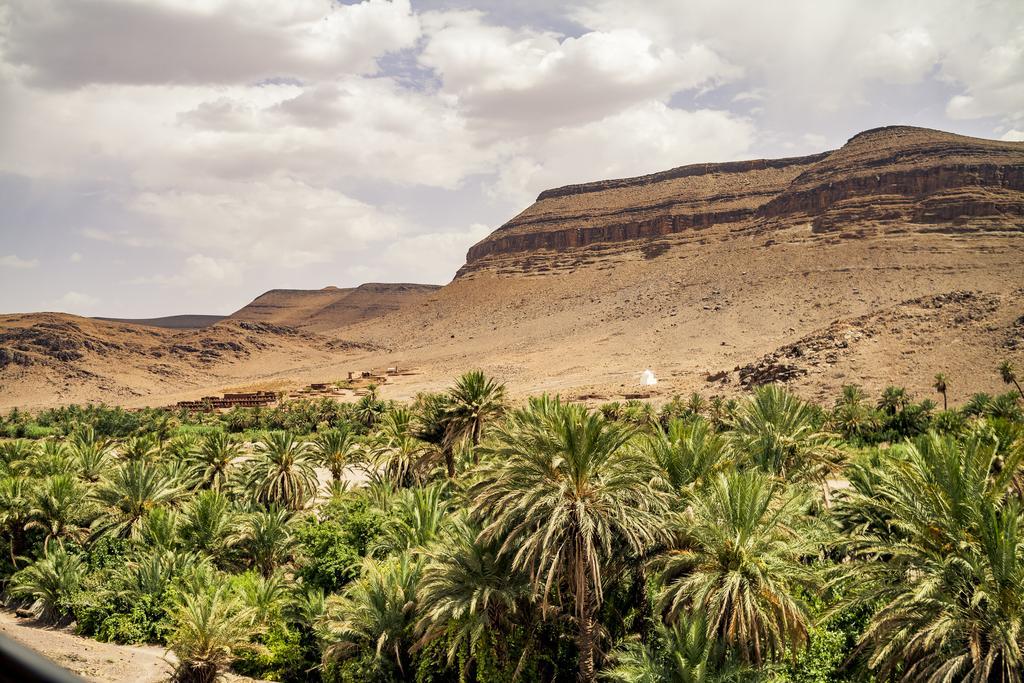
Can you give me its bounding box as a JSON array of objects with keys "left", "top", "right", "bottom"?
[
  {"left": 46, "top": 290, "right": 99, "bottom": 314},
  {"left": 69, "top": 252, "right": 83, "bottom": 263},
  {"left": 383, "top": 223, "right": 493, "bottom": 284},
  {"left": 130, "top": 177, "right": 406, "bottom": 268},
  {"left": 131, "top": 253, "right": 243, "bottom": 288},
  {"left": 0, "top": 254, "right": 39, "bottom": 269},
  {"left": 2, "top": 0, "right": 421, "bottom": 88},
  {"left": 491, "top": 103, "right": 756, "bottom": 204},
  {"left": 420, "top": 11, "right": 740, "bottom": 132},
  {"left": 573, "top": 0, "right": 1024, "bottom": 120},
  {"left": 1000, "top": 129, "right": 1024, "bottom": 142}
]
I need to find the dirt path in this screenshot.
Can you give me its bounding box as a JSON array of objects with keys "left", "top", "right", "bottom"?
[{"left": 0, "top": 609, "right": 172, "bottom": 682}]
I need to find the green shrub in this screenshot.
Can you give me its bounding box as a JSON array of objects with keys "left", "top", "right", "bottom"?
[{"left": 232, "top": 623, "right": 310, "bottom": 682}]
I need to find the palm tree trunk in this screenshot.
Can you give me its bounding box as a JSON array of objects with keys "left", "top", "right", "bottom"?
[
  {"left": 942, "top": 390, "right": 947, "bottom": 411},
  {"left": 444, "top": 446, "right": 455, "bottom": 479},
  {"left": 511, "top": 628, "right": 536, "bottom": 682},
  {"left": 471, "top": 418, "right": 482, "bottom": 464},
  {"left": 577, "top": 608, "right": 597, "bottom": 682},
  {"left": 1014, "top": 379, "right": 1024, "bottom": 400}
]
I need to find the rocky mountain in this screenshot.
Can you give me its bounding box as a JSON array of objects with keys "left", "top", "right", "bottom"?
[
  {"left": 460, "top": 126, "right": 1023, "bottom": 275},
  {"left": 1, "top": 125, "right": 1022, "bottom": 409}
]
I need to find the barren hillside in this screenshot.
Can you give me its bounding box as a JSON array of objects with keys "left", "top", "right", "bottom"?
[{"left": 1, "top": 125, "right": 1022, "bottom": 409}]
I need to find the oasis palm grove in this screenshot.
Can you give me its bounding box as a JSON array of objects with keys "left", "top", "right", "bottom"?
[{"left": 2, "top": 365, "right": 1024, "bottom": 682}]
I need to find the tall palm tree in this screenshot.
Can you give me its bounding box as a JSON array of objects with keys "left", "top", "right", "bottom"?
[
  {"left": 322, "top": 553, "right": 423, "bottom": 678},
  {"left": 178, "top": 490, "right": 236, "bottom": 563},
  {"left": 641, "top": 416, "right": 731, "bottom": 496},
  {"left": 933, "top": 372, "right": 949, "bottom": 410},
  {"left": 417, "top": 514, "right": 535, "bottom": 680},
  {"left": 235, "top": 507, "right": 297, "bottom": 576},
  {"left": 657, "top": 471, "right": 822, "bottom": 667},
  {"left": 849, "top": 432, "right": 1024, "bottom": 681},
  {"left": 1000, "top": 360, "right": 1024, "bottom": 399},
  {"left": 368, "top": 409, "right": 435, "bottom": 488},
  {"left": 413, "top": 392, "right": 460, "bottom": 479},
  {"left": 26, "top": 473, "right": 93, "bottom": 546},
  {"left": 188, "top": 431, "right": 242, "bottom": 492},
  {"left": 168, "top": 583, "right": 257, "bottom": 683},
  {"left": 446, "top": 370, "right": 506, "bottom": 460},
  {"left": 91, "top": 460, "right": 183, "bottom": 540},
  {"left": 312, "top": 427, "right": 360, "bottom": 482},
  {"left": 731, "top": 384, "right": 843, "bottom": 488},
  {"left": 246, "top": 431, "right": 318, "bottom": 511},
  {"left": 471, "top": 395, "right": 672, "bottom": 681}
]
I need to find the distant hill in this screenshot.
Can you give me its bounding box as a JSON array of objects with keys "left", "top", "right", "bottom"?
[
  {"left": 229, "top": 283, "right": 441, "bottom": 332},
  {"left": 94, "top": 314, "right": 225, "bottom": 329}
]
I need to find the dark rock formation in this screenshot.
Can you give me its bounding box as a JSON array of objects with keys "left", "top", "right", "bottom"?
[{"left": 460, "top": 126, "right": 1024, "bottom": 275}]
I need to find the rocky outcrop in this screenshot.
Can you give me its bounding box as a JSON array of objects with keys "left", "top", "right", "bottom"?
[{"left": 460, "top": 126, "right": 1024, "bottom": 274}]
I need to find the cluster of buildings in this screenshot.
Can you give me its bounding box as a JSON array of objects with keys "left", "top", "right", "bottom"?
[{"left": 171, "top": 391, "right": 278, "bottom": 412}]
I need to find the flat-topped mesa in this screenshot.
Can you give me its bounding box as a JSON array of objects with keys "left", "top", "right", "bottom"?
[{"left": 460, "top": 126, "right": 1024, "bottom": 275}]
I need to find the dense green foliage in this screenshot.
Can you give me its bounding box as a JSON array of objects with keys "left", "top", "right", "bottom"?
[{"left": 2, "top": 366, "right": 1024, "bottom": 682}]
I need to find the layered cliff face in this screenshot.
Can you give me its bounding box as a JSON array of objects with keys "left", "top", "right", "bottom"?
[{"left": 461, "top": 126, "right": 1024, "bottom": 274}]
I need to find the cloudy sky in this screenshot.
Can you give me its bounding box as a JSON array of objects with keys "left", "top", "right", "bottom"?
[{"left": 1, "top": 0, "right": 1021, "bottom": 318}]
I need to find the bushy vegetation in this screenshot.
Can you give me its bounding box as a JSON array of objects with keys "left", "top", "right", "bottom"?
[{"left": 2, "top": 364, "right": 1023, "bottom": 682}]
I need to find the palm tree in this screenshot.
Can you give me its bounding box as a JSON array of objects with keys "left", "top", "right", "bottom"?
[
  {"left": 603, "top": 614, "right": 745, "bottom": 683},
  {"left": 417, "top": 514, "right": 535, "bottom": 679},
  {"left": 368, "top": 409, "right": 435, "bottom": 487},
  {"left": 91, "top": 460, "right": 183, "bottom": 539},
  {"left": 71, "top": 436, "right": 113, "bottom": 483},
  {"left": 26, "top": 473, "right": 93, "bottom": 546},
  {"left": 178, "top": 490, "right": 236, "bottom": 563},
  {"left": 167, "top": 583, "right": 257, "bottom": 683},
  {"left": 236, "top": 570, "right": 291, "bottom": 626},
  {"left": 829, "top": 385, "right": 877, "bottom": 443},
  {"left": 731, "top": 384, "right": 843, "bottom": 489},
  {"left": 353, "top": 385, "right": 385, "bottom": 428},
  {"left": 312, "top": 427, "right": 360, "bottom": 482},
  {"left": 188, "top": 431, "right": 242, "bottom": 491},
  {"left": 471, "top": 395, "right": 672, "bottom": 681},
  {"left": 235, "top": 507, "right": 297, "bottom": 576},
  {"left": 246, "top": 431, "right": 318, "bottom": 511},
  {"left": 374, "top": 484, "right": 451, "bottom": 555},
  {"left": 322, "top": 553, "right": 423, "bottom": 678},
  {"left": 849, "top": 432, "right": 1024, "bottom": 681},
  {"left": 657, "top": 471, "right": 822, "bottom": 667},
  {"left": 413, "top": 392, "right": 460, "bottom": 479},
  {"left": 120, "top": 434, "right": 161, "bottom": 462},
  {"left": 137, "top": 506, "right": 181, "bottom": 551},
  {"left": 641, "top": 416, "right": 731, "bottom": 496},
  {"left": 1000, "top": 360, "right": 1024, "bottom": 399},
  {"left": 877, "top": 385, "right": 910, "bottom": 416},
  {"left": 9, "top": 543, "right": 85, "bottom": 623},
  {"left": 0, "top": 475, "right": 32, "bottom": 566},
  {"left": 446, "top": 370, "right": 506, "bottom": 459},
  {"left": 933, "top": 372, "right": 949, "bottom": 410}
]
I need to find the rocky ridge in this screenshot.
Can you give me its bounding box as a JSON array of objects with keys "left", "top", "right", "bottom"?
[{"left": 460, "top": 126, "right": 1024, "bottom": 275}]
